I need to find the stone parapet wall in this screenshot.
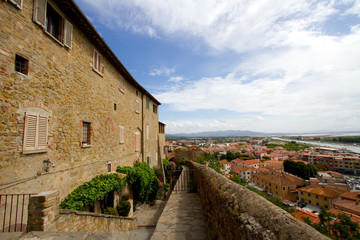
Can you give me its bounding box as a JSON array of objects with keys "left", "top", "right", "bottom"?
[
  {"left": 27, "top": 190, "right": 137, "bottom": 233},
  {"left": 187, "top": 161, "right": 329, "bottom": 240},
  {"left": 55, "top": 210, "right": 137, "bottom": 232}
]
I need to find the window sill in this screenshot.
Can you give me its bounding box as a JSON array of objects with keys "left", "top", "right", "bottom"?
[
  {"left": 82, "top": 144, "right": 92, "bottom": 148},
  {"left": 22, "top": 149, "right": 47, "bottom": 155},
  {"left": 44, "top": 30, "right": 65, "bottom": 47},
  {"left": 92, "top": 68, "right": 103, "bottom": 77}
]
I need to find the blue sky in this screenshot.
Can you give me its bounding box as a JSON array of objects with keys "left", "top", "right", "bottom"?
[{"left": 74, "top": 0, "right": 360, "bottom": 134}]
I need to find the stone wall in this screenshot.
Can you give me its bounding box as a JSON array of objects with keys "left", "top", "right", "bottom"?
[
  {"left": 55, "top": 210, "right": 137, "bottom": 232},
  {"left": 27, "top": 190, "right": 137, "bottom": 233},
  {"left": 187, "top": 161, "right": 329, "bottom": 240},
  {"left": 0, "top": 0, "right": 162, "bottom": 199}
]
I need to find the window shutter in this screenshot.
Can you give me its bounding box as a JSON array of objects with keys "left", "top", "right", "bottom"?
[
  {"left": 37, "top": 115, "right": 48, "bottom": 149},
  {"left": 146, "top": 125, "right": 149, "bottom": 140},
  {"left": 64, "top": 19, "right": 73, "bottom": 49},
  {"left": 9, "top": 0, "right": 23, "bottom": 9},
  {"left": 33, "top": 0, "right": 47, "bottom": 27},
  {"left": 23, "top": 113, "right": 38, "bottom": 151},
  {"left": 135, "top": 133, "right": 140, "bottom": 152},
  {"left": 120, "top": 125, "right": 124, "bottom": 144},
  {"left": 135, "top": 100, "right": 140, "bottom": 113},
  {"left": 93, "top": 50, "right": 97, "bottom": 69},
  {"left": 120, "top": 76, "right": 125, "bottom": 92}
]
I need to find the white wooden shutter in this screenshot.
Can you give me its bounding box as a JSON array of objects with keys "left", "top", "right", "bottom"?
[
  {"left": 9, "top": 0, "right": 23, "bottom": 9},
  {"left": 93, "top": 50, "right": 97, "bottom": 69},
  {"left": 120, "top": 76, "right": 125, "bottom": 92},
  {"left": 33, "top": 0, "right": 47, "bottom": 27},
  {"left": 64, "top": 19, "right": 73, "bottom": 49},
  {"left": 135, "top": 100, "right": 140, "bottom": 113},
  {"left": 146, "top": 125, "right": 149, "bottom": 140},
  {"left": 37, "top": 115, "right": 48, "bottom": 149},
  {"left": 119, "top": 125, "right": 124, "bottom": 144},
  {"left": 23, "top": 113, "right": 38, "bottom": 151},
  {"left": 135, "top": 133, "right": 140, "bottom": 152}
]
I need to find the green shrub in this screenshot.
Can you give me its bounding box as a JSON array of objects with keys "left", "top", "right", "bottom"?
[
  {"left": 117, "top": 200, "right": 131, "bottom": 216},
  {"left": 103, "top": 207, "right": 118, "bottom": 216},
  {"left": 60, "top": 174, "right": 126, "bottom": 211},
  {"left": 117, "top": 162, "right": 159, "bottom": 203}
]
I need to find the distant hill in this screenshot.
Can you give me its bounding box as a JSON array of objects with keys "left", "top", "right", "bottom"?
[
  {"left": 166, "top": 130, "right": 276, "bottom": 138},
  {"left": 166, "top": 130, "right": 360, "bottom": 138}
]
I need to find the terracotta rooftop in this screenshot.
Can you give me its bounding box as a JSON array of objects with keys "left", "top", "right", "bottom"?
[
  {"left": 298, "top": 185, "right": 345, "bottom": 198},
  {"left": 292, "top": 210, "right": 319, "bottom": 224}
]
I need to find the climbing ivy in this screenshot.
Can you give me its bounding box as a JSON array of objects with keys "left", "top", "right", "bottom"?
[
  {"left": 117, "top": 162, "right": 159, "bottom": 203},
  {"left": 59, "top": 173, "right": 126, "bottom": 211}
]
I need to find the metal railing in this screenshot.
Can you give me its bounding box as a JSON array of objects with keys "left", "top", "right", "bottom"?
[
  {"left": 0, "top": 193, "right": 35, "bottom": 232},
  {"left": 172, "top": 168, "right": 197, "bottom": 193}
]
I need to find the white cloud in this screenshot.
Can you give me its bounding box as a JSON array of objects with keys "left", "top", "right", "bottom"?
[
  {"left": 76, "top": 0, "right": 360, "bottom": 133},
  {"left": 168, "top": 76, "right": 184, "bottom": 82},
  {"left": 157, "top": 27, "right": 360, "bottom": 133},
  {"left": 148, "top": 66, "right": 175, "bottom": 76}
]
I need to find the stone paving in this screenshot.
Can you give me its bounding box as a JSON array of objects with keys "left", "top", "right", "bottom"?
[{"left": 151, "top": 192, "right": 210, "bottom": 240}]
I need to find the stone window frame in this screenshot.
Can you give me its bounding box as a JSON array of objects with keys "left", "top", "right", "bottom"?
[
  {"left": 82, "top": 121, "right": 92, "bottom": 147},
  {"left": 119, "top": 125, "right": 125, "bottom": 144},
  {"left": 23, "top": 112, "right": 49, "bottom": 154},
  {"left": 153, "top": 104, "right": 157, "bottom": 114},
  {"left": 135, "top": 100, "right": 140, "bottom": 114},
  {"left": 120, "top": 76, "right": 125, "bottom": 93},
  {"left": 146, "top": 124, "right": 149, "bottom": 140},
  {"left": 33, "top": 0, "right": 73, "bottom": 49},
  {"left": 135, "top": 132, "right": 141, "bottom": 152},
  {"left": 15, "top": 54, "right": 29, "bottom": 76},
  {"left": 93, "top": 49, "right": 102, "bottom": 75},
  {"left": 7, "top": 0, "right": 23, "bottom": 9}
]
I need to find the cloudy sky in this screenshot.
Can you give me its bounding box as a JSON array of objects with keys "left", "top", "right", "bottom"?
[{"left": 74, "top": 0, "right": 360, "bottom": 134}]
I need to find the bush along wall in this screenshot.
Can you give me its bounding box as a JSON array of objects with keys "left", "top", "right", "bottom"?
[
  {"left": 117, "top": 162, "right": 160, "bottom": 204},
  {"left": 60, "top": 173, "right": 126, "bottom": 211}
]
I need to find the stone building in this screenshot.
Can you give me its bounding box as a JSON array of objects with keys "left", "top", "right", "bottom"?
[
  {"left": 0, "top": 0, "right": 165, "bottom": 199},
  {"left": 252, "top": 170, "right": 305, "bottom": 201}
]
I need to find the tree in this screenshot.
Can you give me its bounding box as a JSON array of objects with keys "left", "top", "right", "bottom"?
[{"left": 283, "top": 160, "right": 317, "bottom": 180}]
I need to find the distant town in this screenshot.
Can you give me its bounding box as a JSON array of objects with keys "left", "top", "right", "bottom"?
[{"left": 166, "top": 135, "right": 360, "bottom": 238}]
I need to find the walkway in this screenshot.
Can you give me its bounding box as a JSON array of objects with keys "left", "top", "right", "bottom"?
[
  {"left": 151, "top": 166, "right": 210, "bottom": 240},
  {"left": 151, "top": 192, "right": 210, "bottom": 240}
]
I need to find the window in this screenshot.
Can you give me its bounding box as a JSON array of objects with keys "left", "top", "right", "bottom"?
[
  {"left": 15, "top": 54, "right": 28, "bottom": 75},
  {"left": 283, "top": 187, "right": 285, "bottom": 191},
  {"left": 146, "top": 98, "right": 149, "bottom": 110},
  {"left": 114, "top": 103, "right": 117, "bottom": 111},
  {"left": 119, "top": 125, "right": 124, "bottom": 144},
  {"left": 7, "top": 0, "right": 23, "bottom": 9},
  {"left": 316, "top": 202, "right": 319, "bottom": 206},
  {"left": 147, "top": 156, "right": 151, "bottom": 165},
  {"left": 33, "top": 0, "right": 72, "bottom": 48},
  {"left": 135, "top": 100, "right": 140, "bottom": 114},
  {"left": 93, "top": 50, "right": 102, "bottom": 73},
  {"left": 308, "top": 193, "right": 310, "bottom": 197},
  {"left": 325, "top": 205, "right": 328, "bottom": 209},
  {"left": 146, "top": 125, "right": 149, "bottom": 140},
  {"left": 135, "top": 132, "right": 140, "bottom": 152},
  {"left": 108, "top": 163, "right": 112, "bottom": 172},
  {"left": 23, "top": 113, "right": 48, "bottom": 152},
  {"left": 82, "top": 121, "right": 91, "bottom": 146},
  {"left": 316, "top": 195, "right": 318, "bottom": 199},
  {"left": 153, "top": 104, "right": 157, "bottom": 114},
  {"left": 309, "top": 200, "right": 311, "bottom": 204},
  {"left": 324, "top": 197, "right": 327, "bottom": 201},
  {"left": 120, "top": 76, "right": 125, "bottom": 92}
]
